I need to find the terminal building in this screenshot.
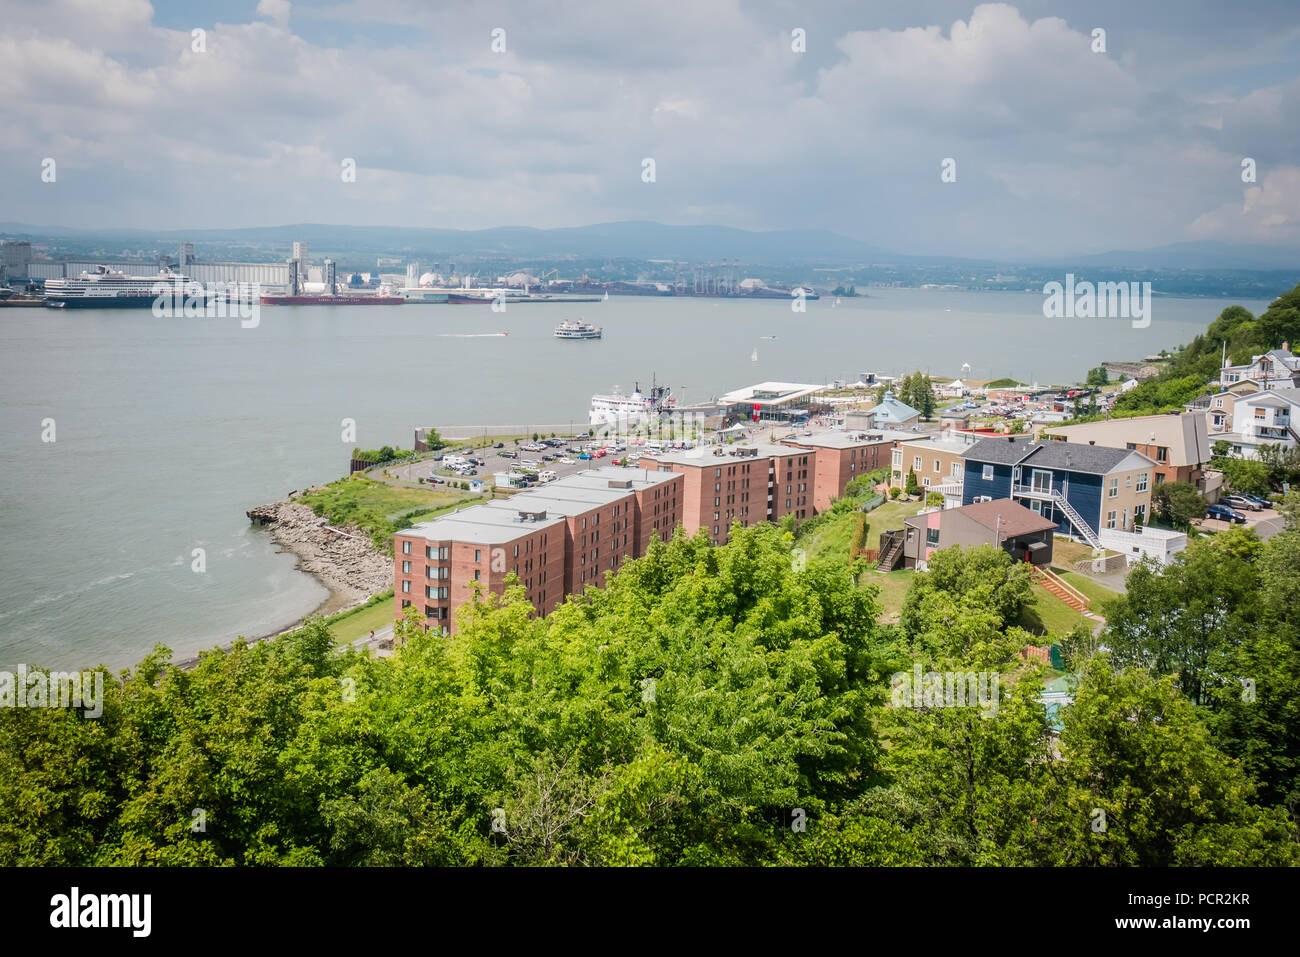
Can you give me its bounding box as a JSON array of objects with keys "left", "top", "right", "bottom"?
[{"left": 717, "top": 382, "right": 827, "bottom": 424}]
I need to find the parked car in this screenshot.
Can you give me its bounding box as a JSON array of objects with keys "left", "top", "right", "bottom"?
[
  {"left": 1206, "top": 503, "right": 1247, "bottom": 524},
  {"left": 1222, "top": 494, "right": 1261, "bottom": 512},
  {"left": 559, "top": 457, "right": 575, "bottom": 464},
  {"left": 1239, "top": 492, "right": 1271, "bottom": 509},
  {"left": 493, "top": 442, "right": 504, "bottom": 448},
  {"left": 578, "top": 452, "right": 592, "bottom": 460}
]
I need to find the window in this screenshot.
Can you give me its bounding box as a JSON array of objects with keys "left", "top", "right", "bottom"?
[
  {"left": 1156, "top": 446, "right": 1169, "bottom": 463},
  {"left": 402, "top": 561, "right": 411, "bottom": 573},
  {"left": 402, "top": 541, "right": 411, "bottom": 555},
  {"left": 1107, "top": 510, "right": 1117, "bottom": 529},
  {"left": 934, "top": 459, "right": 940, "bottom": 473},
  {"left": 982, "top": 464, "right": 994, "bottom": 481},
  {"left": 401, "top": 580, "right": 411, "bottom": 593},
  {"left": 1254, "top": 407, "right": 1266, "bottom": 419},
  {"left": 1136, "top": 472, "right": 1149, "bottom": 492},
  {"left": 475, "top": 549, "right": 481, "bottom": 562},
  {"left": 1030, "top": 469, "right": 1052, "bottom": 494},
  {"left": 926, "top": 527, "right": 940, "bottom": 547},
  {"left": 1108, "top": 477, "right": 1119, "bottom": 498},
  {"left": 913, "top": 456, "right": 922, "bottom": 470},
  {"left": 474, "top": 569, "right": 480, "bottom": 581}
]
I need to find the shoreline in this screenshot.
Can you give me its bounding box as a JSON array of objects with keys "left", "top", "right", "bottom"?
[{"left": 174, "top": 501, "right": 389, "bottom": 669}]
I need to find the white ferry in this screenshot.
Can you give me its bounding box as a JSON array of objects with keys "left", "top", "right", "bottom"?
[
  {"left": 589, "top": 380, "right": 674, "bottom": 426},
  {"left": 554, "top": 318, "right": 602, "bottom": 339}
]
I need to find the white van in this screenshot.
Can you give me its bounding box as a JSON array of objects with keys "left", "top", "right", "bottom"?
[{"left": 539, "top": 470, "right": 558, "bottom": 483}]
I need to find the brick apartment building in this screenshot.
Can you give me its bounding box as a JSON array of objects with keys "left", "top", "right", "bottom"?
[
  {"left": 397, "top": 432, "right": 914, "bottom": 632},
  {"left": 779, "top": 429, "right": 911, "bottom": 511},
  {"left": 394, "top": 466, "right": 682, "bottom": 633},
  {"left": 637, "top": 443, "right": 818, "bottom": 545}
]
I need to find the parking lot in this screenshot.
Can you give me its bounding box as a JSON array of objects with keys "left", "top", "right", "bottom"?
[{"left": 1196, "top": 505, "right": 1281, "bottom": 538}]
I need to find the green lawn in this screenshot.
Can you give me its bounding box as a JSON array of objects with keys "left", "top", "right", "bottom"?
[
  {"left": 1020, "top": 583, "right": 1090, "bottom": 636},
  {"left": 298, "top": 476, "right": 475, "bottom": 551},
  {"left": 799, "top": 496, "right": 924, "bottom": 565},
  {"left": 1051, "top": 537, "right": 1119, "bottom": 566},
  {"left": 326, "top": 597, "right": 397, "bottom": 646},
  {"left": 863, "top": 568, "right": 916, "bottom": 620},
  {"left": 1052, "top": 569, "right": 1121, "bottom": 607}
]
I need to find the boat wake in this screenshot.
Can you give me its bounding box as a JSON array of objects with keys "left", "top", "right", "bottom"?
[{"left": 437, "top": 333, "right": 508, "bottom": 337}]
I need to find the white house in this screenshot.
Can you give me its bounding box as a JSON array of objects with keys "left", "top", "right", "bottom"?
[
  {"left": 1220, "top": 346, "right": 1300, "bottom": 392},
  {"left": 1221, "top": 387, "right": 1300, "bottom": 459}
]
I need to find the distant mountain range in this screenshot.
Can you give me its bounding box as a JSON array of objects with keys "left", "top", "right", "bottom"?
[
  {"left": 1, "top": 221, "right": 1296, "bottom": 271},
  {"left": 1044, "top": 240, "right": 1300, "bottom": 271}
]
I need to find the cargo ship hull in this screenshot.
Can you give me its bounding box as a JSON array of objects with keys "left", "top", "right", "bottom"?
[{"left": 259, "top": 295, "right": 404, "bottom": 305}]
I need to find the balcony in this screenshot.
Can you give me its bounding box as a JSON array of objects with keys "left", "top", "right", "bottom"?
[{"left": 1011, "top": 483, "right": 1055, "bottom": 501}]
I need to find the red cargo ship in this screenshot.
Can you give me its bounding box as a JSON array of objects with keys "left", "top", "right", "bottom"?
[{"left": 259, "top": 294, "right": 404, "bottom": 305}]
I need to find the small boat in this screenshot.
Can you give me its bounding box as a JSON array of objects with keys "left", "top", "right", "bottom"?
[
  {"left": 603, "top": 291, "right": 609, "bottom": 301},
  {"left": 555, "top": 318, "right": 602, "bottom": 339},
  {"left": 751, "top": 348, "right": 758, "bottom": 362}
]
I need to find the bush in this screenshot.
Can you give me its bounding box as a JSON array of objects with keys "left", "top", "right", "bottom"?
[{"left": 890, "top": 487, "right": 902, "bottom": 500}]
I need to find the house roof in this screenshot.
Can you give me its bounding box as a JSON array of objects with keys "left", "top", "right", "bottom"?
[
  {"left": 950, "top": 498, "right": 1059, "bottom": 537},
  {"left": 872, "top": 391, "right": 921, "bottom": 423},
  {"left": 1043, "top": 412, "right": 1212, "bottom": 467},
  {"left": 1238, "top": 386, "right": 1300, "bottom": 408},
  {"left": 964, "top": 436, "right": 1153, "bottom": 474}
]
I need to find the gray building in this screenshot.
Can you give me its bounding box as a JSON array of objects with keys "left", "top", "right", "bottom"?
[{"left": 900, "top": 497, "right": 1056, "bottom": 569}]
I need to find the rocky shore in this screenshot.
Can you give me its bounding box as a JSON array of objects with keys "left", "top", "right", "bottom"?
[{"left": 246, "top": 500, "right": 391, "bottom": 608}]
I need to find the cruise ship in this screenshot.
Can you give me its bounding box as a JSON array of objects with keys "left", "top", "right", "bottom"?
[
  {"left": 43, "top": 265, "right": 199, "bottom": 308},
  {"left": 554, "top": 318, "right": 602, "bottom": 339},
  {"left": 589, "top": 380, "right": 674, "bottom": 425}
]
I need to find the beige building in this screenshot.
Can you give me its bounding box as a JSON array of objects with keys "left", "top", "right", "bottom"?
[{"left": 1043, "top": 412, "right": 1212, "bottom": 488}]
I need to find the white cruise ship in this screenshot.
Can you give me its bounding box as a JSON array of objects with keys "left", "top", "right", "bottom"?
[
  {"left": 589, "top": 380, "right": 674, "bottom": 425},
  {"left": 43, "top": 265, "right": 216, "bottom": 308}
]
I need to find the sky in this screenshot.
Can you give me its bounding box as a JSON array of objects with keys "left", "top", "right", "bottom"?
[{"left": 2, "top": 0, "right": 1299, "bottom": 258}]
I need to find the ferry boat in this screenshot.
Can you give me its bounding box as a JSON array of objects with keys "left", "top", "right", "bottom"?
[
  {"left": 589, "top": 379, "right": 674, "bottom": 426},
  {"left": 554, "top": 318, "right": 602, "bottom": 339},
  {"left": 43, "top": 265, "right": 196, "bottom": 308}
]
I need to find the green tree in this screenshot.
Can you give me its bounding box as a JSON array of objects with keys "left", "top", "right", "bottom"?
[
  {"left": 1086, "top": 367, "right": 1109, "bottom": 386},
  {"left": 1151, "top": 480, "right": 1205, "bottom": 528}
]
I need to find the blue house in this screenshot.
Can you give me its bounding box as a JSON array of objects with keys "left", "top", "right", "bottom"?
[{"left": 961, "top": 436, "right": 1157, "bottom": 546}]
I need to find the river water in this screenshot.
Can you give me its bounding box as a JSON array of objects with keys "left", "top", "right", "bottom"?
[{"left": 0, "top": 287, "right": 1275, "bottom": 669}]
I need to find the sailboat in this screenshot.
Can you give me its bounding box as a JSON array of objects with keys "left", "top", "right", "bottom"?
[
  {"left": 751, "top": 348, "right": 758, "bottom": 362},
  {"left": 603, "top": 290, "right": 609, "bottom": 301}
]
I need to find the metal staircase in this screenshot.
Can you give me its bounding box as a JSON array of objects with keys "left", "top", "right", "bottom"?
[{"left": 1050, "top": 489, "right": 1101, "bottom": 549}]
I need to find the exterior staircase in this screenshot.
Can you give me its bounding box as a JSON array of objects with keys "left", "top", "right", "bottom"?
[
  {"left": 876, "top": 532, "right": 904, "bottom": 572},
  {"left": 1050, "top": 489, "right": 1102, "bottom": 550}
]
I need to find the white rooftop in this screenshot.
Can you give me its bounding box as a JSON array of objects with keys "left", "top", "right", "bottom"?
[{"left": 717, "top": 381, "right": 826, "bottom": 407}]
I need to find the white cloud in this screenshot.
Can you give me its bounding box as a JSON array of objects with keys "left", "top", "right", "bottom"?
[{"left": 0, "top": 0, "right": 1297, "bottom": 258}]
